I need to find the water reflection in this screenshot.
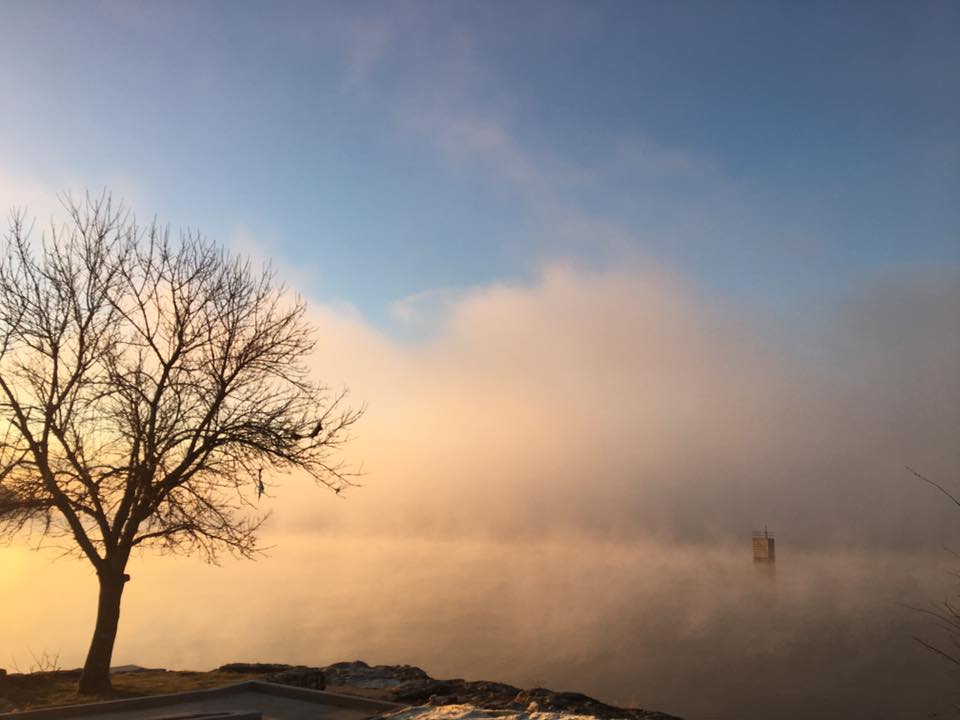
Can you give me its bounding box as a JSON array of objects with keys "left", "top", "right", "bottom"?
[{"left": 752, "top": 557, "right": 777, "bottom": 580}]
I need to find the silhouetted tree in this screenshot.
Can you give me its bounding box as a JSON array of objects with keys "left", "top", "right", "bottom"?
[
  {"left": 0, "top": 194, "right": 361, "bottom": 695},
  {"left": 908, "top": 467, "right": 960, "bottom": 669}
]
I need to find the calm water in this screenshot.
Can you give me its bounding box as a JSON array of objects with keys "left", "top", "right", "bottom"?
[{"left": 1, "top": 536, "right": 956, "bottom": 719}]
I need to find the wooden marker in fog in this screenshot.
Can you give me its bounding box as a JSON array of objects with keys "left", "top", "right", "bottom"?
[{"left": 752, "top": 526, "right": 776, "bottom": 562}]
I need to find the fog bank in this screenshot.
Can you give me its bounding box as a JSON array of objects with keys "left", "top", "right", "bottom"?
[{"left": 277, "top": 262, "right": 960, "bottom": 550}]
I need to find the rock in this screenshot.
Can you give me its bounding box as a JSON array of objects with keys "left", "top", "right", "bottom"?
[
  {"left": 217, "top": 663, "right": 295, "bottom": 674},
  {"left": 389, "top": 678, "right": 524, "bottom": 709},
  {"left": 263, "top": 666, "right": 326, "bottom": 690},
  {"left": 512, "top": 688, "right": 677, "bottom": 720},
  {"left": 513, "top": 688, "right": 624, "bottom": 716},
  {"left": 376, "top": 670, "right": 680, "bottom": 720},
  {"left": 457, "top": 681, "right": 525, "bottom": 709},
  {"left": 513, "top": 688, "right": 682, "bottom": 720},
  {"left": 222, "top": 661, "right": 682, "bottom": 720},
  {"left": 389, "top": 679, "right": 462, "bottom": 703},
  {"left": 324, "top": 661, "right": 430, "bottom": 689}
]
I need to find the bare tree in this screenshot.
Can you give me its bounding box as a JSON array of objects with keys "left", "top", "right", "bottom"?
[
  {"left": 0, "top": 194, "right": 361, "bottom": 695},
  {"left": 907, "top": 467, "right": 960, "bottom": 672}
]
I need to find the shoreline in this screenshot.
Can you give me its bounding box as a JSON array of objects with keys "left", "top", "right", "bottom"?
[{"left": 0, "top": 660, "right": 682, "bottom": 720}]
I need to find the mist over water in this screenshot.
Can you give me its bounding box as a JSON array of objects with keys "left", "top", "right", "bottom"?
[
  {"left": 1, "top": 264, "right": 958, "bottom": 718},
  {"left": 1, "top": 535, "right": 955, "bottom": 719},
  {"left": 290, "top": 264, "right": 960, "bottom": 553}
]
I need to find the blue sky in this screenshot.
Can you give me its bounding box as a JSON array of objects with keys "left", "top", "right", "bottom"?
[{"left": 0, "top": 0, "right": 957, "bottom": 327}]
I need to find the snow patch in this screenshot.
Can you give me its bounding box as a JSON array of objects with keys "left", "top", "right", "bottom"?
[{"left": 381, "top": 704, "right": 622, "bottom": 720}]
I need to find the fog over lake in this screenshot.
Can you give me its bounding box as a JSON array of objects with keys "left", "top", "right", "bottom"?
[
  {"left": 1, "top": 263, "right": 958, "bottom": 719},
  {"left": 1, "top": 535, "right": 956, "bottom": 719}
]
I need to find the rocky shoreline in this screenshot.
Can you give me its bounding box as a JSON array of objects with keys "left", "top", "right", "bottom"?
[
  {"left": 219, "top": 660, "right": 681, "bottom": 719},
  {"left": 0, "top": 660, "right": 681, "bottom": 719}
]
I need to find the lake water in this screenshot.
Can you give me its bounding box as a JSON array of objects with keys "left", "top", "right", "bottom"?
[{"left": 0, "top": 535, "right": 956, "bottom": 719}]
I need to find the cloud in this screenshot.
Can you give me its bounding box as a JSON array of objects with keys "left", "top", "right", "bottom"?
[
  {"left": 388, "top": 286, "right": 471, "bottom": 332},
  {"left": 265, "top": 260, "right": 960, "bottom": 551}
]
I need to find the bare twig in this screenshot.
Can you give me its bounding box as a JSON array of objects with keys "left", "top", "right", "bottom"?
[{"left": 907, "top": 466, "right": 960, "bottom": 509}]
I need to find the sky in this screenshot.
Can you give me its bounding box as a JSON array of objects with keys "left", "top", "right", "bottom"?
[
  {"left": 1, "top": 1, "right": 957, "bottom": 319},
  {"left": 0, "top": 1, "right": 958, "bottom": 549}
]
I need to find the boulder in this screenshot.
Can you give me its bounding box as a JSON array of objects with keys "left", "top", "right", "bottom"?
[
  {"left": 512, "top": 688, "right": 682, "bottom": 720},
  {"left": 388, "top": 678, "right": 523, "bottom": 708},
  {"left": 324, "top": 661, "right": 430, "bottom": 689},
  {"left": 390, "top": 679, "right": 463, "bottom": 703},
  {"left": 263, "top": 666, "right": 326, "bottom": 690}
]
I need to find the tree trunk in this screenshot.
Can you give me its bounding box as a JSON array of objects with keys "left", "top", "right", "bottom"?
[{"left": 77, "top": 570, "right": 127, "bottom": 695}]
